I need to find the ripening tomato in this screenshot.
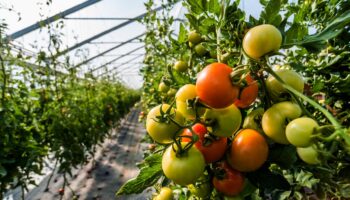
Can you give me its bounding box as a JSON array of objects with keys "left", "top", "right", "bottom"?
[
  {"left": 297, "top": 145, "right": 320, "bottom": 165},
  {"left": 154, "top": 187, "right": 174, "bottom": 200},
  {"left": 286, "top": 117, "right": 319, "bottom": 147},
  {"left": 196, "top": 63, "right": 240, "bottom": 109},
  {"left": 203, "top": 104, "right": 242, "bottom": 137},
  {"left": 159, "top": 82, "right": 170, "bottom": 93},
  {"left": 228, "top": 129, "right": 268, "bottom": 172},
  {"left": 162, "top": 142, "right": 205, "bottom": 185},
  {"left": 212, "top": 161, "right": 245, "bottom": 196},
  {"left": 262, "top": 101, "right": 302, "bottom": 144},
  {"left": 265, "top": 69, "right": 304, "bottom": 101},
  {"left": 146, "top": 104, "right": 184, "bottom": 144},
  {"left": 175, "top": 84, "right": 205, "bottom": 120},
  {"left": 182, "top": 123, "right": 227, "bottom": 163},
  {"left": 234, "top": 74, "right": 259, "bottom": 108},
  {"left": 242, "top": 24, "right": 282, "bottom": 60}
]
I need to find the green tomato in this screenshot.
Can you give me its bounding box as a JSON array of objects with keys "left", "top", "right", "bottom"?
[
  {"left": 146, "top": 104, "right": 184, "bottom": 144},
  {"left": 167, "top": 88, "right": 177, "bottom": 97},
  {"left": 286, "top": 117, "right": 319, "bottom": 147},
  {"left": 176, "top": 84, "right": 205, "bottom": 120},
  {"left": 242, "top": 24, "right": 282, "bottom": 60},
  {"left": 204, "top": 104, "right": 242, "bottom": 137},
  {"left": 188, "top": 31, "right": 202, "bottom": 45},
  {"left": 162, "top": 142, "right": 205, "bottom": 185},
  {"left": 266, "top": 69, "right": 304, "bottom": 101},
  {"left": 188, "top": 177, "right": 212, "bottom": 198},
  {"left": 210, "top": 51, "right": 217, "bottom": 59},
  {"left": 297, "top": 145, "right": 320, "bottom": 165},
  {"left": 262, "top": 101, "right": 302, "bottom": 144},
  {"left": 158, "top": 82, "right": 170, "bottom": 93},
  {"left": 154, "top": 187, "right": 173, "bottom": 200},
  {"left": 173, "top": 60, "right": 188, "bottom": 72},
  {"left": 195, "top": 43, "right": 207, "bottom": 56}
]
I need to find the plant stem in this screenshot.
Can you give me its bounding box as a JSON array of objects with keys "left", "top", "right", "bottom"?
[
  {"left": 0, "top": 54, "right": 7, "bottom": 103},
  {"left": 268, "top": 69, "right": 342, "bottom": 130}
]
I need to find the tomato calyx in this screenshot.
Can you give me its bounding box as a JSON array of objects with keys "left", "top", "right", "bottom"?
[
  {"left": 230, "top": 67, "right": 249, "bottom": 87},
  {"left": 172, "top": 137, "right": 196, "bottom": 157},
  {"left": 152, "top": 103, "right": 181, "bottom": 127}
]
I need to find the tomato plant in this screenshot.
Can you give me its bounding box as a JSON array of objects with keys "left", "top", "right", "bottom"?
[
  {"left": 182, "top": 123, "right": 227, "bottom": 163},
  {"left": 228, "top": 129, "right": 268, "bottom": 172},
  {"left": 119, "top": 0, "right": 350, "bottom": 199},
  {"left": 196, "top": 63, "right": 240, "bottom": 109}
]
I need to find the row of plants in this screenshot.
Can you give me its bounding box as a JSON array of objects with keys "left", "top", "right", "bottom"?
[
  {"left": 0, "top": 16, "right": 140, "bottom": 198},
  {"left": 118, "top": 0, "right": 350, "bottom": 199}
]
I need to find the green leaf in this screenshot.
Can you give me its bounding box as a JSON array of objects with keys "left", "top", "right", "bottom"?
[
  {"left": 284, "top": 23, "right": 308, "bottom": 44},
  {"left": 260, "top": 0, "right": 282, "bottom": 26},
  {"left": 278, "top": 191, "right": 291, "bottom": 200},
  {"left": 116, "top": 154, "right": 163, "bottom": 195},
  {"left": 339, "top": 183, "right": 350, "bottom": 198},
  {"left": 186, "top": 0, "right": 204, "bottom": 15},
  {"left": 284, "top": 10, "right": 350, "bottom": 51},
  {"left": 208, "top": 0, "right": 221, "bottom": 16},
  {"left": 0, "top": 164, "right": 7, "bottom": 177},
  {"left": 294, "top": 169, "right": 319, "bottom": 189},
  {"left": 178, "top": 23, "right": 186, "bottom": 44}
]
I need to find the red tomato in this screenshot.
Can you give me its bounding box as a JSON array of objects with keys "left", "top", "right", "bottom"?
[
  {"left": 228, "top": 129, "right": 268, "bottom": 172},
  {"left": 182, "top": 123, "right": 227, "bottom": 163},
  {"left": 234, "top": 74, "right": 259, "bottom": 108},
  {"left": 212, "top": 161, "right": 245, "bottom": 196},
  {"left": 196, "top": 63, "right": 240, "bottom": 109}
]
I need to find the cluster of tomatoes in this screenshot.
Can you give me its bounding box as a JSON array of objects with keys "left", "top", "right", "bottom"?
[{"left": 146, "top": 24, "right": 319, "bottom": 199}]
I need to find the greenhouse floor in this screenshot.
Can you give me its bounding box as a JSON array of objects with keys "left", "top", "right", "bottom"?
[{"left": 9, "top": 108, "right": 152, "bottom": 200}]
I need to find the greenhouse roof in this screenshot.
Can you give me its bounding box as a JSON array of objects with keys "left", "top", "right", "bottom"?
[{"left": 0, "top": 0, "right": 262, "bottom": 89}]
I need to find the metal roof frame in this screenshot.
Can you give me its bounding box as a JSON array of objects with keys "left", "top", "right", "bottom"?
[
  {"left": 96, "top": 54, "right": 143, "bottom": 78},
  {"left": 6, "top": 0, "right": 101, "bottom": 41},
  {"left": 53, "top": 6, "right": 163, "bottom": 58},
  {"left": 90, "top": 45, "right": 144, "bottom": 73},
  {"left": 72, "top": 33, "right": 145, "bottom": 69}
]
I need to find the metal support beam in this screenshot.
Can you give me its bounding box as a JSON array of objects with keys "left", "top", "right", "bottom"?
[
  {"left": 73, "top": 33, "right": 144, "bottom": 69},
  {"left": 89, "top": 41, "right": 142, "bottom": 44},
  {"left": 101, "top": 53, "right": 144, "bottom": 57},
  {"left": 97, "top": 54, "right": 143, "bottom": 78},
  {"left": 63, "top": 17, "right": 185, "bottom": 22},
  {"left": 90, "top": 45, "right": 144, "bottom": 72},
  {"left": 6, "top": 0, "right": 101, "bottom": 41},
  {"left": 54, "top": 6, "right": 163, "bottom": 57}
]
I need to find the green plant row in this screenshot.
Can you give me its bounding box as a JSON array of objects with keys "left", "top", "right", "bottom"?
[{"left": 0, "top": 21, "right": 140, "bottom": 198}]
